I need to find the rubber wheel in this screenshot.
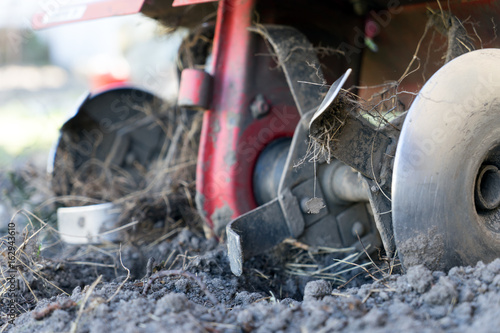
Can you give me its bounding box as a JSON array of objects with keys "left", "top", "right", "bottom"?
[{"left": 392, "top": 49, "right": 500, "bottom": 271}]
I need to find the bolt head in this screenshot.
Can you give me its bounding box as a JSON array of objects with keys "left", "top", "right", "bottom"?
[
  {"left": 251, "top": 94, "right": 270, "bottom": 119},
  {"left": 351, "top": 221, "right": 365, "bottom": 237}
]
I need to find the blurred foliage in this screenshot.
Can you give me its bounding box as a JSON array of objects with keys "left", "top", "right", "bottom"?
[
  {"left": 0, "top": 28, "right": 50, "bottom": 66},
  {"left": 1, "top": 168, "right": 58, "bottom": 228}
]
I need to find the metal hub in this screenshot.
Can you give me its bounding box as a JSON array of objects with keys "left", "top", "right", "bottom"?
[
  {"left": 473, "top": 142, "right": 500, "bottom": 234},
  {"left": 475, "top": 165, "right": 500, "bottom": 211}
]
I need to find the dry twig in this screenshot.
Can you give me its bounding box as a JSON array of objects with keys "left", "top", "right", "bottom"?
[
  {"left": 32, "top": 299, "right": 77, "bottom": 321},
  {"left": 106, "top": 244, "right": 131, "bottom": 303},
  {"left": 70, "top": 275, "right": 102, "bottom": 333}
]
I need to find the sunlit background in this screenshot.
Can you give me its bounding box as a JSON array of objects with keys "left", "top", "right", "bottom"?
[
  {"left": 0, "top": 0, "right": 186, "bottom": 226},
  {"left": 0, "top": 0, "right": 184, "bottom": 168}
]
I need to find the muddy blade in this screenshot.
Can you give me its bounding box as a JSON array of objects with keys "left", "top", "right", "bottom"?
[
  {"left": 309, "top": 69, "right": 351, "bottom": 129},
  {"left": 226, "top": 198, "right": 292, "bottom": 276}
]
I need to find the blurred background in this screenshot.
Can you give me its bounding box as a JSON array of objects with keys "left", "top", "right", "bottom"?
[{"left": 0, "top": 0, "right": 185, "bottom": 225}]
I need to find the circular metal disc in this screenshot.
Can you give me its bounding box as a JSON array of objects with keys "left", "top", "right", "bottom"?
[
  {"left": 392, "top": 49, "right": 500, "bottom": 271},
  {"left": 50, "top": 86, "right": 167, "bottom": 199}
]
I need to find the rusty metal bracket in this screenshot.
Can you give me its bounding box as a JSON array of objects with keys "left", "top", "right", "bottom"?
[
  {"left": 227, "top": 198, "right": 288, "bottom": 276},
  {"left": 309, "top": 70, "right": 393, "bottom": 181},
  {"left": 249, "top": 25, "right": 327, "bottom": 115},
  {"left": 226, "top": 34, "right": 381, "bottom": 276},
  {"left": 227, "top": 113, "right": 314, "bottom": 276},
  {"left": 178, "top": 69, "right": 213, "bottom": 110},
  {"left": 309, "top": 69, "right": 405, "bottom": 258},
  {"left": 228, "top": 104, "right": 380, "bottom": 275}
]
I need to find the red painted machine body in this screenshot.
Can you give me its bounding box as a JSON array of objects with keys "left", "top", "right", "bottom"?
[
  {"left": 32, "top": 0, "right": 145, "bottom": 29},
  {"left": 195, "top": 0, "right": 300, "bottom": 233},
  {"left": 172, "top": 0, "right": 218, "bottom": 6},
  {"left": 32, "top": 0, "right": 301, "bottom": 235},
  {"left": 178, "top": 69, "right": 213, "bottom": 109},
  {"left": 33, "top": 0, "right": 500, "bottom": 237}
]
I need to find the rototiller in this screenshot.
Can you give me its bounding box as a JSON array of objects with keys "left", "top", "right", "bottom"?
[{"left": 34, "top": 0, "right": 500, "bottom": 275}]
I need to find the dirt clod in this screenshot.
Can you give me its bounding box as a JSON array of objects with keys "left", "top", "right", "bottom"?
[
  {"left": 303, "top": 279, "right": 332, "bottom": 301},
  {"left": 403, "top": 264, "right": 433, "bottom": 293},
  {"left": 424, "top": 276, "right": 458, "bottom": 305}
]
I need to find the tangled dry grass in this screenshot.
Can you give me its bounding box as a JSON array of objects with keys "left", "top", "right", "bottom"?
[
  {"left": 305, "top": 7, "right": 481, "bottom": 167},
  {"left": 49, "top": 100, "right": 203, "bottom": 243}
]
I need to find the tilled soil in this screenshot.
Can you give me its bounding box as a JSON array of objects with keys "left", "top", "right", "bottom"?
[{"left": 4, "top": 226, "right": 500, "bottom": 332}]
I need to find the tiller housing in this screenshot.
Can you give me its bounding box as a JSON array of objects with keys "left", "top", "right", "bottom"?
[{"left": 36, "top": 0, "right": 500, "bottom": 275}]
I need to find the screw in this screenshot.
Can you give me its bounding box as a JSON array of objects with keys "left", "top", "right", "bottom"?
[
  {"left": 351, "top": 221, "right": 365, "bottom": 237},
  {"left": 125, "top": 152, "right": 136, "bottom": 165},
  {"left": 250, "top": 94, "right": 270, "bottom": 119},
  {"left": 300, "top": 197, "right": 311, "bottom": 214}
]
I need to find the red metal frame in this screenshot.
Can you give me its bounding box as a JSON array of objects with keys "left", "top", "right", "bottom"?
[
  {"left": 32, "top": 0, "right": 300, "bottom": 235},
  {"left": 32, "top": 0, "right": 145, "bottom": 30},
  {"left": 173, "top": 0, "right": 218, "bottom": 6},
  {"left": 178, "top": 69, "right": 213, "bottom": 109},
  {"left": 32, "top": 0, "right": 500, "bottom": 242},
  {"left": 196, "top": 0, "right": 300, "bottom": 233}
]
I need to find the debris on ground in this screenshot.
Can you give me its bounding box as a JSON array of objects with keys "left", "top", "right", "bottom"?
[{"left": 6, "top": 227, "right": 500, "bottom": 333}]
